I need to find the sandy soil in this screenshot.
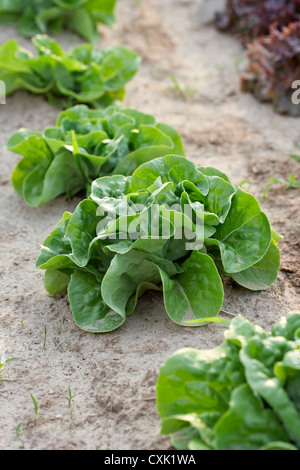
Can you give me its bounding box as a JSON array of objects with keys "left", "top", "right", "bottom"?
[{"left": 1, "top": 0, "right": 300, "bottom": 450}]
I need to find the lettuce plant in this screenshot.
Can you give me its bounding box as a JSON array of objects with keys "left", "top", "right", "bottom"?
[
  {"left": 216, "top": 0, "right": 300, "bottom": 45},
  {"left": 8, "top": 105, "right": 185, "bottom": 207},
  {"left": 36, "top": 155, "right": 281, "bottom": 333},
  {"left": 0, "top": 0, "right": 116, "bottom": 42},
  {"left": 241, "top": 22, "right": 300, "bottom": 116},
  {"left": 0, "top": 34, "right": 140, "bottom": 108},
  {"left": 156, "top": 312, "right": 300, "bottom": 450}
]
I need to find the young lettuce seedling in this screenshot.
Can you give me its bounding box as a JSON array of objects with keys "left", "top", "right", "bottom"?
[
  {"left": 263, "top": 150, "right": 300, "bottom": 199},
  {"left": 0, "top": 354, "right": 18, "bottom": 384},
  {"left": 30, "top": 394, "right": 40, "bottom": 422}
]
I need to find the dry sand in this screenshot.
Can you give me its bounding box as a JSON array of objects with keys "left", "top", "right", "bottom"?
[{"left": 0, "top": 0, "right": 299, "bottom": 450}]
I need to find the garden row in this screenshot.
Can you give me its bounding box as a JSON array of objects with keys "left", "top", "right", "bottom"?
[{"left": 2, "top": 34, "right": 281, "bottom": 332}]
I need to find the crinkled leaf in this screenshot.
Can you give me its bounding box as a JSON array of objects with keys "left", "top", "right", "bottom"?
[
  {"left": 65, "top": 199, "right": 100, "bottom": 266},
  {"left": 68, "top": 271, "right": 124, "bottom": 333},
  {"left": 131, "top": 155, "right": 209, "bottom": 196},
  {"left": 207, "top": 188, "right": 272, "bottom": 273},
  {"left": 231, "top": 238, "right": 280, "bottom": 290},
  {"left": 44, "top": 268, "right": 72, "bottom": 295},
  {"left": 160, "top": 252, "right": 224, "bottom": 326},
  {"left": 101, "top": 250, "right": 180, "bottom": 317},
  {"left": 215, "top": 384, "right": 290, "bottom": 450},
  {"left": 240, "top": 339, "right": 300, "bottom": 446}
]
